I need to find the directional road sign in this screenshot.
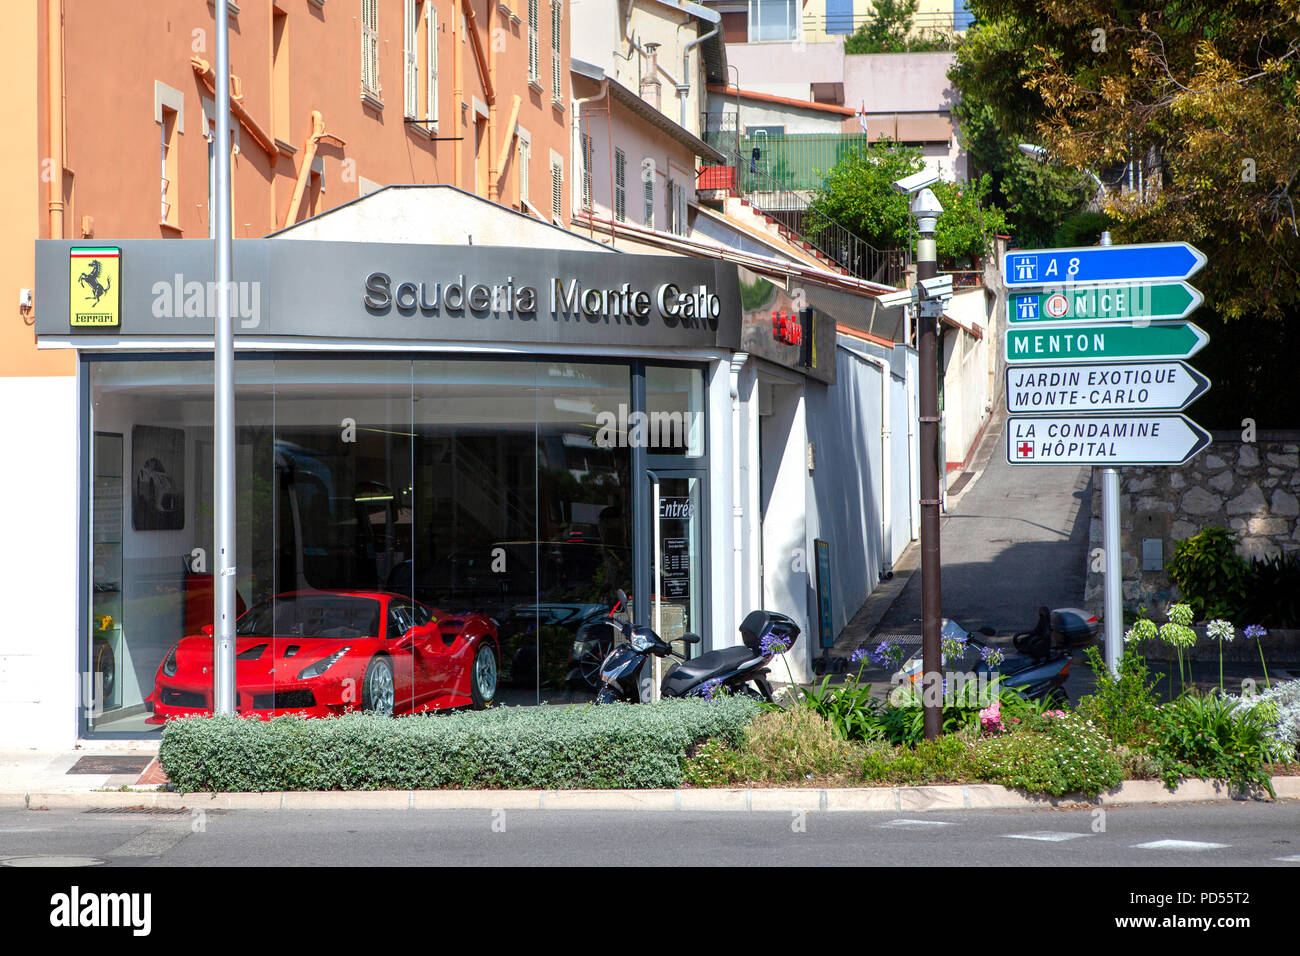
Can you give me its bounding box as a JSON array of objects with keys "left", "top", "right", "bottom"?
[
  {"left": 1008, "top": 281, "right": 1203, "bottom": 324},
  {"left": 1003, "top": 242, "right": 1206, "bottom": 289},
  {"left": 1006, "top": 414, "right": 1212, "bottom": 466},
  {"left": 1006, "top": 321, "right": 1209, "bottom": 364},
  {"left": 1005, "top": 361, "right": 1211, "bottom": 414}
]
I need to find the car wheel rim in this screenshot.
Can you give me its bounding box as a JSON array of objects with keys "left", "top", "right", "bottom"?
[
  {"left": 476, "top": 647, "right": 497, "bottom": 700},
  {"left": 370, "top": 663, "right": 394, "bottom": 716},
  {"left": 579, "top": 648, "right": 604, "bottom": 688}
]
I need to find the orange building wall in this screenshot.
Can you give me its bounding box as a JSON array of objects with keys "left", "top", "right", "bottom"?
[{"left": 7, "top": 0, "right": 571, "bottom": 377}]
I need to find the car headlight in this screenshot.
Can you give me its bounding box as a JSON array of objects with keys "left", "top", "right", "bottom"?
[
  {"left": 162, "top": 644, "right": 179, "bottom": 677},
  {"left": 296, "top": 646, "right": 351, "bottom": 681}
]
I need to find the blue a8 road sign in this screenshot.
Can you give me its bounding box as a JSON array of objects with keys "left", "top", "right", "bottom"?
[{"left": 1003, "top": 242, "right": 1206, "bottom": 288}]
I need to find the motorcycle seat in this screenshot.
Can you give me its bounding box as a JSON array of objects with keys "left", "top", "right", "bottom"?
[{"left": 662, "top": 646, "right": 761, "bottom": 696}]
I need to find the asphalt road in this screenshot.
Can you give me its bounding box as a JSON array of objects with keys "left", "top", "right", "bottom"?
[
  {"left": 877, "top": 411, "right": 1094, "bottom": 637},
  {"left": 2, "top": 800, "right": 1298, "bottom": 867}
]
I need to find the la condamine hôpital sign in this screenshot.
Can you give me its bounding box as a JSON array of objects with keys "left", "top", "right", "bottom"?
[{"left": 33, "top": 239, "right": 742, "bottom": 351}]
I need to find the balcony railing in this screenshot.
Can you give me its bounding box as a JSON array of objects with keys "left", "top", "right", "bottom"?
[
  {"left": 704, "top": 133, "right": 909, "bottom": 287},
  {"left": 804, "top": 9, "right": 974, "bottom": 44}
]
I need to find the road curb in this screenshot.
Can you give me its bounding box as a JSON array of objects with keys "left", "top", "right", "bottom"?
[{"left": 8, "top": 776, "right": 1297, "bottom": 812}]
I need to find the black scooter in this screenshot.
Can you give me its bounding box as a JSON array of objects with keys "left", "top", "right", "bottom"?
[
  {"left": 594, "top": 591, "right": 801, "bottom": 704},
  {"left": 895, "top": 606, "right": 1099, "bottom": 705}
]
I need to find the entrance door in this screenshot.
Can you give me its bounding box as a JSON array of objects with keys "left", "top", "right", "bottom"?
[{"left": 646, "top": 471, "right": 705, "bottom": 652}]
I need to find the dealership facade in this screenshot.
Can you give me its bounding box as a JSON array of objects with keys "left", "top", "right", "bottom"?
[{"left": 15, "top": 190, "right": 918, "bottom": 743}]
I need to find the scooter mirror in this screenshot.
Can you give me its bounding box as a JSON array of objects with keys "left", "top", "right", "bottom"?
[{"left": 978, "top": 626, "right": 996, "bottom": 636}]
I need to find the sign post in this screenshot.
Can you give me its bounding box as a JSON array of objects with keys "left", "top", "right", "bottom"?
[{"left": 1002, "top": 233, "right": 1211, "bottom": 675}]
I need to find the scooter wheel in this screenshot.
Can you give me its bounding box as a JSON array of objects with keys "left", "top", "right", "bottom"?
[{"left": 813, "top": 659, "right": 827, "bottom": 675}]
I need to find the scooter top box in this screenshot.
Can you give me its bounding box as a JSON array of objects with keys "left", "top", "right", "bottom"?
[
  {"left": 739, "top": 610, "right": 801, "bottom": 653},
  {"left": 1051, "top": 608, "right": 1101, "bottom": 647}
]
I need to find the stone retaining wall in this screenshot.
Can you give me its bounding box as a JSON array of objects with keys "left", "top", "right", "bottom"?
[{"left": 1084, "top": 432, "right": 1300, "bottom": 619}]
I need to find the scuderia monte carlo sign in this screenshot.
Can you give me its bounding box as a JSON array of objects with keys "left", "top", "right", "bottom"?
[
  {"left": 362, "top": 271, "right": 723, "bottom": 328},
  {"left": 34, "top": 240, "right": 742, "bottom": 351},
  {"left": 69, "top": 246, "right": 121, "bottom": 327}
]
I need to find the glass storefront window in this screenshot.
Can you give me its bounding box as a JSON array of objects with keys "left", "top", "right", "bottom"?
[
  {"left": 645, "top": 366, "right": 704, "bottom": 457},
  {"left": 85, "top": 355, "right": 662, "bottom": 733}
]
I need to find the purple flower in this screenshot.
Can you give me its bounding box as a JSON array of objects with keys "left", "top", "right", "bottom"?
[
  {"left": 979, "top": 644, "right": 1006, "bottom": 668},
  {"left": 699, "top": 678, "right": 724, "bottom": 700},
  {"left": 869, "top": 639, "right": 904, "bottom": 670},
  {"left": 759, "top": 633, "right": 790, "bottom": 657},
  {"left": 850, "top": 648, "right": 870, "bottom": 664},
  {"left": 1243, "top": 624, "right": 1266, "bottom": 641}
]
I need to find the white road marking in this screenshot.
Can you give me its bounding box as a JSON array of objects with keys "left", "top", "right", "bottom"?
[
  {"left": 1132, "top": 839, "right": 1229, "bottom": 851},
  {"left": 1, "top": 856, "right": 105, "bottom": 867},
  {"left": 1274, "top": 854, "right": 1300, "bottom": 863},
  {"left": 1003, "top": 831, "right": 1087, "bottom": 842},
  {"left": 879, "top": 819, "right": 953, "bottom": 829}
]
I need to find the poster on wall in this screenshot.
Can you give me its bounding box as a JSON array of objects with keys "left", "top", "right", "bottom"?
[{"left": 132, "top": 425, "right": 185, "bottom": 531}]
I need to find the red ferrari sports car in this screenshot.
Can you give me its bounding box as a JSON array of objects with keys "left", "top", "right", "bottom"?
[{"left": 146, "top": 590, "right": 499, "bottom": 722}]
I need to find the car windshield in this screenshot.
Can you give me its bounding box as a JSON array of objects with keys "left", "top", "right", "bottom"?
[{"left": 235, "top": 593, "right": 381, "bottom": 639}]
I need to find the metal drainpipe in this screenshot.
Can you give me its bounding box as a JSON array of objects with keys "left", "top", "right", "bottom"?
[
  {"left": 46, "top": 0, "right": 64, "bottom": 239},
  {"left": 681, "top": 20, "right": 719, "bottom": 129},
  {"left": 573, "top": 78, "right": 609, "bottom": 232}
]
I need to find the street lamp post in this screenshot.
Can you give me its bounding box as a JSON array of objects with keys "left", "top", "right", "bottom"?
[{"left": 911, "top": 187, "right": 945, "bottom": 740}]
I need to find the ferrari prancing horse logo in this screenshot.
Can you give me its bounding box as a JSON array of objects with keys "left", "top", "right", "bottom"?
[{"left": 70, "top": 246, "right": 120, "bottom": 327}]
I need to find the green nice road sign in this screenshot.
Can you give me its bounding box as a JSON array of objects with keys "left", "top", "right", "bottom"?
[
  {"left": 1007, "top": 281, "right": 1202, "bottom": 324},
  {"left": 1005, "top": 321, "right": 1209, "bottom": 365}
]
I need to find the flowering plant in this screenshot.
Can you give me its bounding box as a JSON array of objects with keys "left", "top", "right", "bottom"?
[
  {"left": 941, "top": 635, "right": 967, "bottom": 667},
  {"left": 869, "top": 639, "right": 906, "bottom": 671},
  {"left": 979, "top": 698, "right": 1004, "bottom": 734},
  {"left": 979, "top": 644, "right": 1005, "bottom": 668},
  {"left": 1160, "top": 603, "right": 1198, "bottom": 693},
  {"left": 1206, "top": 619, "right": 1235, "bottom": 693},
  {"left": 1243, "top": 624, "right": 1270, "bottom": 690}
]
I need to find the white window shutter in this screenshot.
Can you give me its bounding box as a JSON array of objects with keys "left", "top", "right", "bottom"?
[
  {"left": 426, "top": 4, "right": 438, "bottom": 123},
  {"left": 404, "top": 0, "right": 418, "bottom": 118}
]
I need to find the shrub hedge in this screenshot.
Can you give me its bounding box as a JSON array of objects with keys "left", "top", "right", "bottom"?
[{"left": 158, "top": 698, "right": 760, "bottom": 793}]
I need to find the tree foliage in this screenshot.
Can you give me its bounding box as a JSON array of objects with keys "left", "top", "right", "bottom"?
[
  {"left": 843, "top": 0, "right": 952, "bottom": 54},
  {"left": 954, "top": 0, "right": 1300, "bottom": 318},
  {"left": 807, "top": 140, "right": 1007, "bottom": 266}
]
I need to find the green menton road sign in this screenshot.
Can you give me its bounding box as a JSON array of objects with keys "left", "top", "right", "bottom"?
[{"left": 1005, "top": 321, "right": 1209, "bottom": 364}]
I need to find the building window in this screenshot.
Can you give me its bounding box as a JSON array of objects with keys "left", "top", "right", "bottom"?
[
  {"left": 551, "top": 1, "right": 563, "bottom": 103},
  {"left": 404, "top": 0, "right": 418, "bottom": 119},
  {"left": 614, "top": 148, "right": 626, "bottom": 221},
  {"left": 643, "top": 166, "right": 654, "bottom": 229},
  {"left": 825, "top": 0, "right": 854, "bottom": 35},
  {"left": 362, "top": 0, "right": 381, "bottom": 100},
  {"left": 580, "top": 133, "right": 592, "bottom": 210},
  {"left": 748, "top": 0, "right": 798, "bottom": 42},
  {"left": 528, "top": 0, "right": 539, "bottom": 84},
  {"left": 272, "top": 9, "right": 290, "bottom": 142},
  {"left": 551, "top": 155, "right": 563, "bottom": 222},
  {"left": 160, "top": 107, "right": 179, "bottom": 226},
  {"left": 424, "top": 2, "right": 438, "bottom": 124},
  {"left": 666, "top": 178, "right": 687, "bottom": 236}
]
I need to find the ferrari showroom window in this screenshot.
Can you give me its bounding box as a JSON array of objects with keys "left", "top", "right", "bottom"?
[{"left": 86, "top": 355, "right": 657, "bottom": 734}]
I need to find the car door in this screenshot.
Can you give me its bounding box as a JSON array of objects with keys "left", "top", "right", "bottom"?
[{"left": 384, "top": 601, "right": 420, "bottom": 713}]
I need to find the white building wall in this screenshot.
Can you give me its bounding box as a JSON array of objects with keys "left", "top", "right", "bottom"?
[{"left": 0, "top": 377, "right": 80, "bottom": 748}]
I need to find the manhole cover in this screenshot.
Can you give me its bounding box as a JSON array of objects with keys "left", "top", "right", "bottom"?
[
  {"left": 1, "top": 856, "right": 106, "bottom": 867},
  {"left": 67, "top": 757, "right": 152, "bottom": 775}
]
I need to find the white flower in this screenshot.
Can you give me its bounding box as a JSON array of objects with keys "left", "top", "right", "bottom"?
[{"left": 1206, "top": 619, "right": 1235, "bottom": 643}]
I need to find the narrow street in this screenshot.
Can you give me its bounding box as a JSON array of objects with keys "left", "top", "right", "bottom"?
[{"left": 875, "top": 406, "right": 1094, "bottom": 637}]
